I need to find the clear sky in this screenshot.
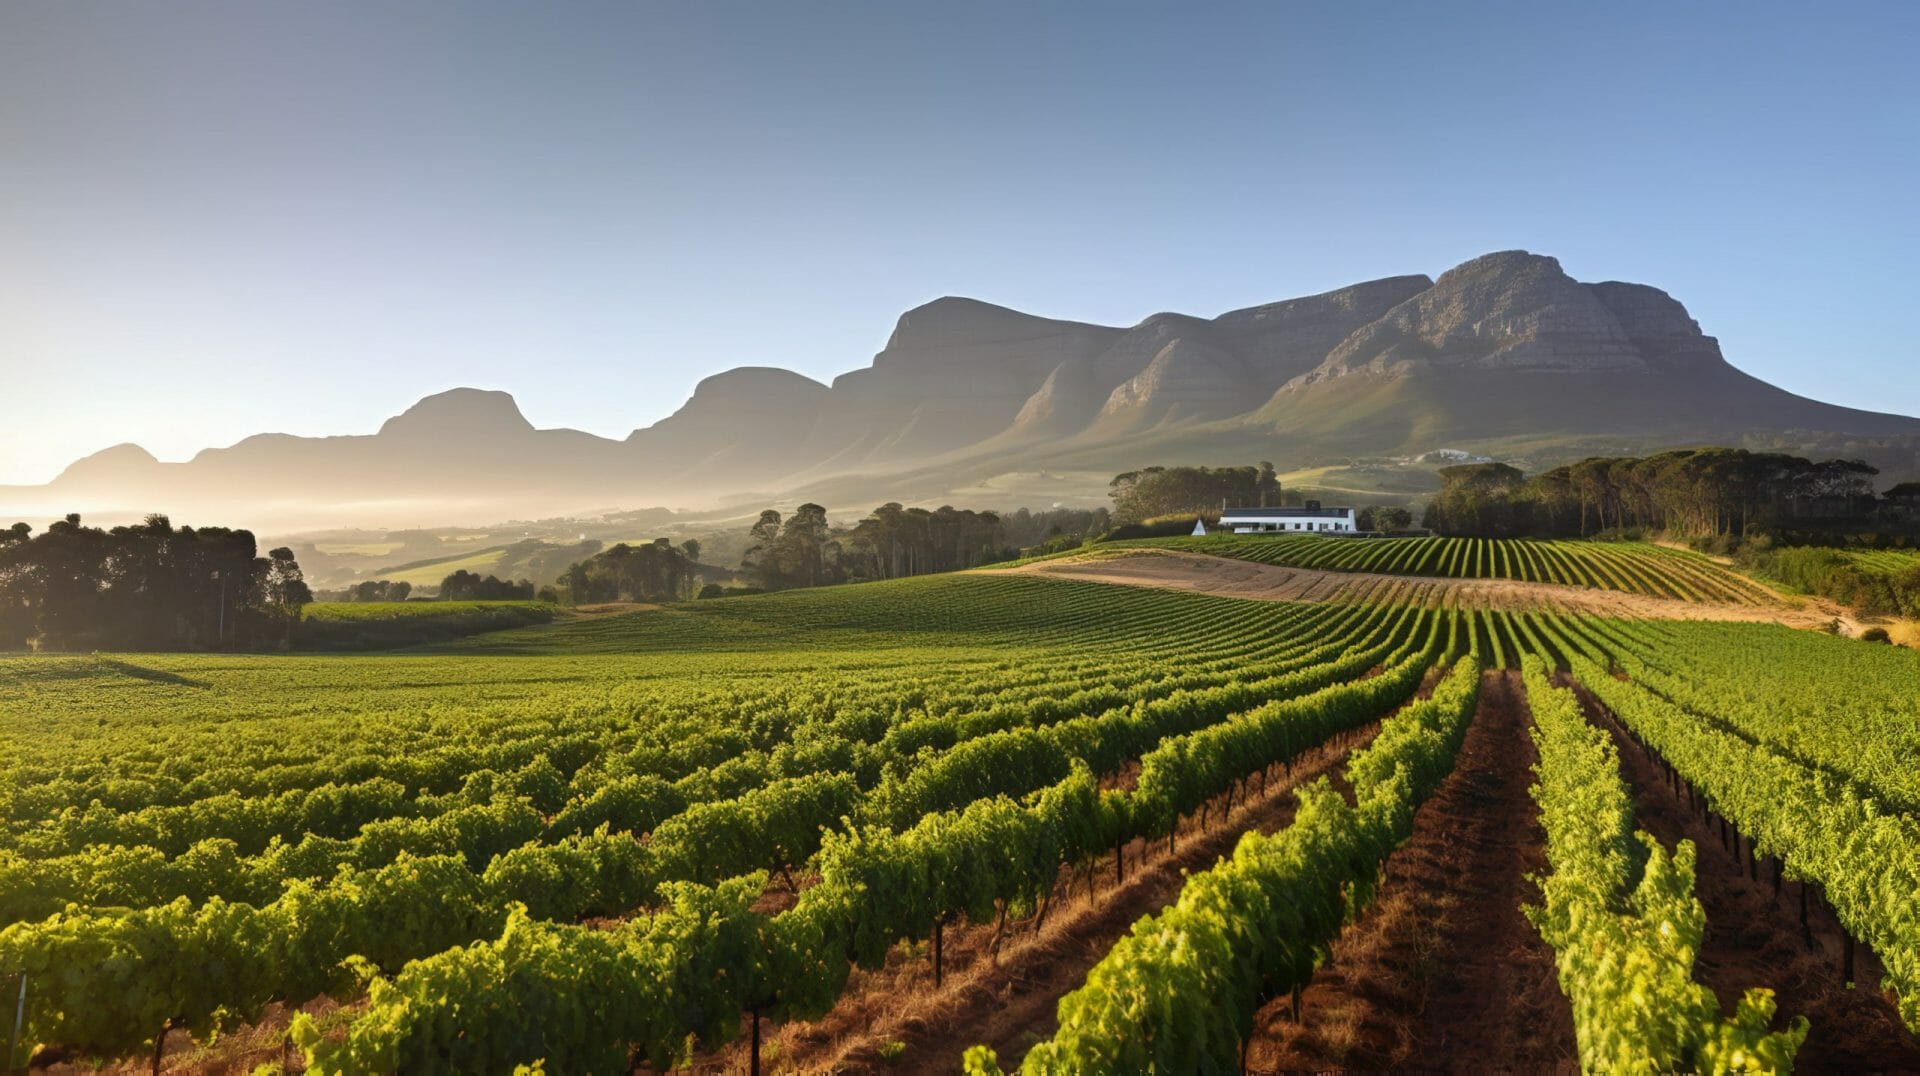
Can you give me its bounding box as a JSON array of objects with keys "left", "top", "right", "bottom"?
[{"left": 2, "top": 1, "right": 1916, "bottom": 484}]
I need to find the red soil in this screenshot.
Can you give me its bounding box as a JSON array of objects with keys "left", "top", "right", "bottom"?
[{"left": 1244, "top": 670, "right": 1577, "bottom": 1072}]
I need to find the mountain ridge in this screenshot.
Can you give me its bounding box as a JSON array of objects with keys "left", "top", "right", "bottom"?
[{"left": 8, "top": 250, "right": 1918, "bottom": 529}]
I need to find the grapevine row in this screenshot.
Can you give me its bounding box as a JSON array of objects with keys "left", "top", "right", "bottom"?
[
  {"left": 1519, "top": 655, "right": 1806, "bottom": 1070},
  {"left": 1127, "top": 534, "right": 1770, "bottom": 603},
  {"left": 0, "top": 605, "right": 1441, "bottom": 1060},
  {"left": 1554, "top": 629, "right": 1920, "bottom": 1032},
  {"left": 287, "top": 613, "right": 1460, "bottom": 1072},
  {"left": 963, "top": 652, "right": 1481, "bottom": 1073},
  {"left": 0, "top": 601, "right": 1399, "bottom": 925}
]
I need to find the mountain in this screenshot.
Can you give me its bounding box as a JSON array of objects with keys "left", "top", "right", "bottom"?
[
  {"left": 7, "top": 251, "right": 1917, "bottom": 529},
  {"left": 1244, "top": 251, "right": 1920, "bottom": 450}
]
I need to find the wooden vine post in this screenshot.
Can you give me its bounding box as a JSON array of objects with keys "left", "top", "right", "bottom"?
[
  {"left": 749, "top": 1008, "right": 761, "bottom": 1076},
  {"left": 932, "top": 917, "right": 944, "bottom": 987}
]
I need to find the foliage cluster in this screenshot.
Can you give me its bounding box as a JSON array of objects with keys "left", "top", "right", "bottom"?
[
  {"left": 1741, "top": 545, "right": 1920, "bottom": 617},
  {"left": 1422, "top": 449, "right": 1884, "bottom": 539},
  {"left": 0, "top": 514, "right": 309, "bottom": 651},
  {"left": 1108, "top": 463, "right": 1283, "bottom": 524},
  {"left": 1520, "top": 655, "right": 1805, "bottom": 1070},
  {"left": 314, "top": 579, "right": 414, "bottom": 603}
]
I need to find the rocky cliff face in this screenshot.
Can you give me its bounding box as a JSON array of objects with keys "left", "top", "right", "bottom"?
[
  {"left": 1208, "top": 273, "right": 1434, "bottom": 390},
  {"left": 1586, "top": 281, "right": 1726, "bottom": 368},
  {"left": 1288, "top": 251, "right": 1651, "bottom": 388},
  {"left": 11, "top": 251, "right": 1917, "bottom": 527},
  {"left": 1091, "top": 338, "right": 1248, "bottom": 432}
]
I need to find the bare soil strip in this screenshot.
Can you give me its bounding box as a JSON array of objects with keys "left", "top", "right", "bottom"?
[
  {"left": 1576, "top": 687, "right": 1920, "bottom": 1072},
  {"left": 990, "top": 549, "right": 1855, "bottom": 631},
  {"left": 1244, "top": 670, "right": 1577, "bottom": 1072},
  {"left": 715, "top": 721, "right": 1389, "bottom": 1074}
]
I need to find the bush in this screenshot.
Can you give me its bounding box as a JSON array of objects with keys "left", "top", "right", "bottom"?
[
  {"left": 1688, "top": 532, "right": 1737, "bottom": 557},
  {"left": 1861, "top": 627, "right": 1893, "bottom": 644}
]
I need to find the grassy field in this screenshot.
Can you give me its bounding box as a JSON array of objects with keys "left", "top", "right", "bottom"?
[
  {"left": 365, "top": 546, "right": 516, "bottom": 588},
  {"left": 310, "top": 541, "right": 407, "bottom": 557}
]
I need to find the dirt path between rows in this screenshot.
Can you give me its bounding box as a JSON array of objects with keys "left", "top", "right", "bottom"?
[
  {"left": 716, "top": 721, "right": 1387, "bottom": 1074},
  {"left": 1578, "top": 688, "right": 1920, "bottom": 1072},
  {"left": 988, "top": 549, "right": 1858, "bottom": 632},
  {"left": 1244, "top": 670, "right": 1576, "bottom": 1072}
]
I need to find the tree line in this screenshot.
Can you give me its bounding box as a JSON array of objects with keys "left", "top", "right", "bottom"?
[
  {"left": 315, "top": 579, "right": 414, "bottom": 603},
  {"left": 739, "top": 502, "right": 1012, "bottom": 591},
  {"left": 0, "top": 514, "right": 311, "bottom": 651},
  {"left": 998, "top": 505, "right": 1113, "bottom": 556},
  {"left": 1109, "top": 463, "right": 1285, "bottom": 523},
  {"left": 557, "top": 538, "right": 703, "bottom": 603},
  {"left": 1421, "top": 449, "right": 1891, "bottom": 539},
  {"left": 317, "top": 572, "right": 543, "bottom": 604},
  {"left": 438, "top": 570, "right": 540, "bottom": 601}
]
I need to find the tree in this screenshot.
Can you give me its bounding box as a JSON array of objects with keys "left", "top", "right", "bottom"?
[
  {"left": 553, "top": 539, "right": 697, "bottom": 603},
  {"left": 1423, "top": 463, "right": 1531, "bottom": 537},
  {"left": 1256, "top": 461, "right": 1281, "bottom": 502},
  {"left": 440, "top": 570, "right": 535, "bottom": 601},
  {"left": 263, "top": 547, "right": 313, "bottom": 645},
  {"left": 264, "top": 547, "right": 312, "bottom": 608},
  {"left": 338, "top": 580, "right": 413, "bottom": 602},
  {"left": 1109, "top": 465, "right": 1280, "bottom": 523},
  {"left": 0, "top": 514, "right": 303, "bottom": 650},
  {"left": 742, "top": 510, "right": 785, "bottom": 589},
  {"left": 1376, "top": 506, "right": 1414, "bottom": 532},
  {"left": 836, "top": 503, "right": 1008, "bottom": 580},
  {"left": 774, "top": 504, "right": 833, "bottom": 589}
]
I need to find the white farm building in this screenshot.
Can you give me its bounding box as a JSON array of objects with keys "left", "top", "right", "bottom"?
[{"left": 1219, "top": 504, "right": 1357, "bottom": 534}]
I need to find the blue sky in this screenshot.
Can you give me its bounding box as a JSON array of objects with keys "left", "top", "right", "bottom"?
[{"left": 2, "top": 1, "right": 1916, "bottom": 484}]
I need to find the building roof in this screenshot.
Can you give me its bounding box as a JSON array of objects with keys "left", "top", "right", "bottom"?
[{"left": 1220, "top": 506, "right": 1355, "bottom": 517}]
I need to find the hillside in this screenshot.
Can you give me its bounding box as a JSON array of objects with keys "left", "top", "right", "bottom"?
[{"left": 6, "top": 251, "right": 1917, "bottom": 529}]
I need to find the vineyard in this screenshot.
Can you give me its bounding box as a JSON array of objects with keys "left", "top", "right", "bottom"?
[
  {"left": 296, "top": 601, "right": 558, "bottom": 648},
  {"left": 1848, "top": 548, "right": 1920, "bottom": 574},
  {"left": 1746, "top": 545, "right": 1920, "bottom": 619},
  {"left": 2, "top": 567, "right": 1917, "bottom": 1072},
  {"left": 1122, "top": 533, "right": 1777, "bottom": 603},
  {"left": 299, "top": 599, "right": 556, "bottom": 623}
]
